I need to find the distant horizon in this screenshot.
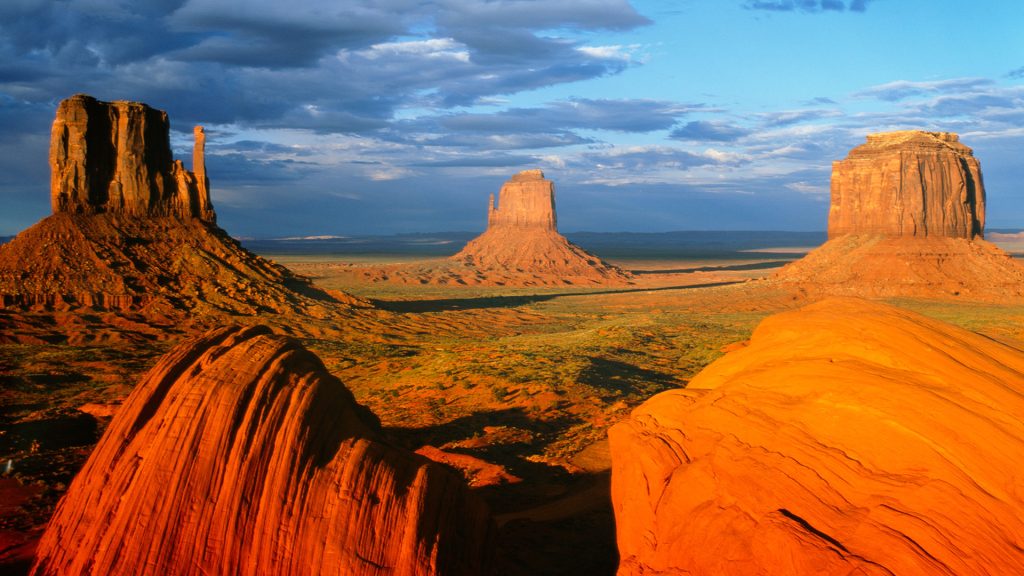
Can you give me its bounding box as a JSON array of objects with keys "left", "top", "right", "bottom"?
[{"left": 2, "top": 1, "right": 1022, "bottom": 237}]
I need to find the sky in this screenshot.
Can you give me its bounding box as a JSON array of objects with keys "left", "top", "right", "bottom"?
[{"left": 1, "top": 0, "right": 1022, "bottom": 237}]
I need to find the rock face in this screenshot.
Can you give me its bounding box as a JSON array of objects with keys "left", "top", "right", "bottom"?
[
  {"left": 50, "top": 94, "right": 214, "bottom": 221},
  {"left": 451, "top": 170, "right": 630, "bottom": 285},
  {"left": 31, "top": 325, "right": 494, "bottom": 576},
  {"left": 774, "top": 131, "right": 1024, "bottom": 299},
  {"left": 0, "top": 94, "right": 363, "bottom": 334},
  {"left": 828, "top": 131, "right": 984, "bottom": 239},
  {"left": 610, "top": 298, "right": 1024, "bottom": 575}
]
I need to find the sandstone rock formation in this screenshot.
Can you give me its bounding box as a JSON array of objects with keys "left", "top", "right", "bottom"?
[
  {"left": 610, "top": 298, "right": 1024, "bottom": 575},
  {"left": 31, "top": 325, "right": 494, "bottom": 576},
  {"left": 774, "top": 131, "right": 1024, "bottom": 299},
  {"left": 829, "top": 131, "right": 984, "bottom": 238},
  {"left": 0, "top": 94, "right": 363, "bottom": 337},
  {"left": 359, "top": 170, "right": 630, "bottom": 286},
  {"left": 51, "top": 94, "right": 214, "bottom": 221}
]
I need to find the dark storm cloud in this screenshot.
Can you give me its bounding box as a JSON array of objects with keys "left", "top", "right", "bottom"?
[
  {"left": 670, "top": 120, "right": 751, "bottom": 142},
  {"left": 168, "top": 0, "right": 407, "bottom": 68},
  {"left": 0, "top": 0, "right": 650, "bottom": 128},
  {"left": 743, "top": 0, "right": 871, "bottom": 12}
]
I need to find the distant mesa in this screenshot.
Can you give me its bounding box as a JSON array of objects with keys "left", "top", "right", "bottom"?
[
  {"left": 774, "top": 130, "right": 1024, "bottom": 299},
  {"left": 0, "top": 94, "right": 363, "bottom": 338},
  {"left": 362, "top": 169, "right": 631, "bottom": 286},
  {"left": 31, "top": 325, "right": 494, "bottom": 575},
  {"left": 610, "top": 297, "right": 1024, "bottom": 575}
]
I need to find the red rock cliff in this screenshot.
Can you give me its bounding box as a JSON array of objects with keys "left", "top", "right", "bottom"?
[
  {"left": 31, "top": 325, "right": 493, "bottom": 575},
  {"left": 50, "top": 94, "right": 214, "bottom": 221},
  {"left": 828, "top": 131, "right": 985, "bottom": 239},
  {"left": 610, "top": 298, "right": 1024, "bottom": 575}
]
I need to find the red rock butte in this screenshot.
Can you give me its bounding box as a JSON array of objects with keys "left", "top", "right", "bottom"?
[
  {"left": 31, "top": 325, "right": 494, "bottom": 576},
  {"left": 51, "top": 94, "right": 214, "bottom": 221},
  {"left": 828, "top": 131, "right": 985, "bottom": 239},
  {"left": 356, "top": 169, "right": 630, "bottom": 286},
  {"left": 0, "top": 94, "right": 362, "bottom": 333},
  {"left": 773, "top": 130, "right": 1024, "bottom": 299},
  {"left": 486, "top": 169, "right": 557, "bottom": 230},
  {"left": 610, "top": 297, "right": 1024, "bottom": 576},
  {"left": 448, "top": 170, "right": 630, "bottom": 285}
]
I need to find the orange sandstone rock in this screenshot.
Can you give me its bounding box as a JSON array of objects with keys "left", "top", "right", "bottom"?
[
  {"left": 31, "top": 325, "right": 494, "bottom": 576},
  {"left": 610, "top": 298, "right": 1024, "bottom": 575},
  {"left": 828, "top": 131, "right": 984, "bottom": 239}
]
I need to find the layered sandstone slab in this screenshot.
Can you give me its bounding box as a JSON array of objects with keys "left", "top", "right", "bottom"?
[
  {"left": 359, "top": 170, "right": 630, "bottom": 286},
  {"left": 828, "top": 131, "right": 984, "bottom": 238},
  {"left": 51, "top": 94, "right": 214, "bottom": 221},
  {"left": 610, "top": 298, "right": 1024, "bottom": 575},
  {"left": 32, "top": 325, "right": 494, "bottom": 576}
]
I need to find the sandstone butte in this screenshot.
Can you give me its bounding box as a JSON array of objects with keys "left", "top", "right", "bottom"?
[
  {"left": 31, "top": 325, "right": 494, "bottom": 576},
  {"left": 609, "top": 297, "right": 1024, "bottom": 575},
  {"left": 0, "top": 94, "right": 362, "bottom": 335},
  {"left": 360, "top": 169, "right": 630, "bottom": 286},
  {"left": 774, "top": 130, "right": 1024, "bottom": 299}
]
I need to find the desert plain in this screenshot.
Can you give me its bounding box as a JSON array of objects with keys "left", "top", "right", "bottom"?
[{"left": 6, "top": 231, "right": 1024, "bottom": 574}]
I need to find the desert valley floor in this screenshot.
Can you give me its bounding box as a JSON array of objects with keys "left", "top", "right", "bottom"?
[{"left": 5, "top": 234, "right": 1024, "bottom": 575}]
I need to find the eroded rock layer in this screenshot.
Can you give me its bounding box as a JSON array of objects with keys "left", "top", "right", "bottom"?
[
  {"left": 31, "top": 325, "right": 494, "bottom": 576},
  {"left": 51, "top": 94, "right": 214, "bottom": 221},
  {"left": 610, "top": 298, "right": 1024, "bottom": 576},
  {"left": 828, "top": 131, "right": 984, "bottom": 239}
]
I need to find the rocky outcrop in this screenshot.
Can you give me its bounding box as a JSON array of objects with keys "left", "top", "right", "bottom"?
[
  {"left": 774, "top": 131, "right": 1024, "bottom": 300},
  {"left": 32, "top": 325, "right": 494, "bottom": 576},
  {"left": 50, "top": 94, "right": 214, "bottom": 221},
  {"left": 1, "top": 94, "right": 364, "bottom": 331},
  {"left": 610, "top": 298, "right": 1024, "bottom": 575},
  {"left": 828, "top": 131, "right": 984, "bottom": 239}
]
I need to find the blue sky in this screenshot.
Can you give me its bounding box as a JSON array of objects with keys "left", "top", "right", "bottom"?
[{"left": 1, "top": 0, "right": 1022, "bottom": 236}]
